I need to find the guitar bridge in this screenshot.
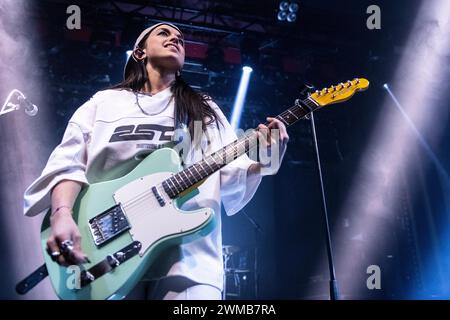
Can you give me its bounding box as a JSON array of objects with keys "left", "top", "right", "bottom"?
[{"left": 88, "top": 204, "right": 131, "bottom": 247}]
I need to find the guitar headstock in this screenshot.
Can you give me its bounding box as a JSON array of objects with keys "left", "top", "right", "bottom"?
[{"left": 309, "top": 78, "right": 369, "bottom": 107}]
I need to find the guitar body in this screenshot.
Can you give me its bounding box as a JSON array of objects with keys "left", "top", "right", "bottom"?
[{"left": 40, "top": 148, "right": 216, "bottom": 300}]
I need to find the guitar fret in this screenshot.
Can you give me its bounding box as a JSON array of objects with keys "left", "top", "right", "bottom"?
[
  {"left": 175, "top": 174, "right": 188, "bottom": 189},
  {"left": 191, "top": 170, "right": 199, "bottom": 183},
  {"left": 287, "top": 109, "right": 299, "bottom": 120},
  {"left": 198, "top": 162, "right": 209, "bottom": 176},
  {"left": 210, "top": 155, "right": 219, "bottom": 168},
  {"left": 280, "top": 112, "right": 293, "bottom": 125},
  {"left": 292, "top": 107, "right": 304, "bottom": 119},
  {"left": 203, "top": 158, "right": 214, "bottom": 173},
  {"left": 306, "top": 96, "right": 319, "bottom": 107},
  {"left": 182, "top": 170, "right": 194, "bottom": 185},
  {"left": 225, "top": 148, "right": 232, "bottom": 163},
  {"left": 192, "top": 164, "right": 204, "bottom": 179},
  {"left": 187, "top": 167, "right": 198, "bottom": 182},
  {"left": 276, "top": 115, "right": 289, "bottom": 126},
  {"left": 162, "top": 181, "right": 175, "bottom": 197},
  {"left": 212, "top": 153, "right": 223, "bottom": 168},
  {"left": 168, "top": 177, "right": 181, "bottom": 194}
]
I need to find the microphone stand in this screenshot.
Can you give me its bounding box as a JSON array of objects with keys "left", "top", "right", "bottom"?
[
  {"left": 309, "top": 111, "right": 339, "bottom": 300},
  {"left": 241, "top": 209, "right": 263, "bottom": 299}
]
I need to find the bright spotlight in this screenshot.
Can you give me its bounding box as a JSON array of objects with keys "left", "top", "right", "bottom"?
[
  {"left": 230, "top": 66, "right": 253, "bottom": 129},
  {"left": 383, "top": 83, "right": 389, "bottom": 89}
]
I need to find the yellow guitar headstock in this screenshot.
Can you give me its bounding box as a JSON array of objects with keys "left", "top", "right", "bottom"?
[{"left": 309, "top": 78, "right": 369, "bottom": 107}]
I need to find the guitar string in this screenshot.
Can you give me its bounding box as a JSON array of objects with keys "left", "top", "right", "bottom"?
[
  {"left": 120, "top": 105, "right": 306, "bottom": 214},
  {"left": 118, "top": 96, "right": 322, "bottom": 215},
  {"left": 121, "top": 135, "right": 259, "bottom": 216},
  {"left": 103, "top": 87, "right": 356, "bottom": 232},
  {"left": 120, "top": 130, "right": 258, "bottom": 208}
]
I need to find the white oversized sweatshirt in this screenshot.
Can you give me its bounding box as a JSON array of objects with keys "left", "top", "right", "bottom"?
[{"left": 23, "top": 87, "right": 262, "bottom": 292}]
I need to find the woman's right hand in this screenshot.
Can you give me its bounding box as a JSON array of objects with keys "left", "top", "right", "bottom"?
[{"left": 46, "top": 208, "right": 89, "bottom": 266}]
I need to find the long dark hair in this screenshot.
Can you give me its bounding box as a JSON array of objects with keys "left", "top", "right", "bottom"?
[{"left": 110, "top": 34, "right": 222, "bottom": 143}]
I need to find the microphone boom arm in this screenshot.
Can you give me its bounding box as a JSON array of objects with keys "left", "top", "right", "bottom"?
[{"left": 0, "top": 89, "right": 23, "bottom": 117}]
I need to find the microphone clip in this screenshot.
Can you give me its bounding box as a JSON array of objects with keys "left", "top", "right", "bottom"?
[{"left": 1, "top": 89, "right": 38, "bottom": 117}]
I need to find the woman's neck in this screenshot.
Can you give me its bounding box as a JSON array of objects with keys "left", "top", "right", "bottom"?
[{"left": 143, "top": 65, "right": 176, "bottom": 95}]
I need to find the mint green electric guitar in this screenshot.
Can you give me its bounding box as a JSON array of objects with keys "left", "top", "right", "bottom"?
[{"left": 16, "top": 79, "right": 369, "bottom": 299}]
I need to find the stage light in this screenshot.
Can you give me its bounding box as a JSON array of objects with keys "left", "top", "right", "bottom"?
[
  {"left": 287, "top": 12, "right": 297, "bottom": 22},
  {"left": 277, "top": 11, "right": 288, "bottom": 21},
  {"left": 289, "top": 2, "right": 299, "bottom": 12},
  {"left": 277, "top": 2, "right": 299, "bottom": 23},
  {"left": 383, "top": 84, "right": 449, "bottom": 183},
  {"left": 230, "top": 66, "right": 253, "bottom": 129},
  {"left": 279, "top": 1, "right": 289, "bottom": 11}
]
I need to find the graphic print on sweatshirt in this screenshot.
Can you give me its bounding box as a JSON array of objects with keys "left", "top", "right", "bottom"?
[
  {"left": 109, "top": 124, "right": 174, "bottom": 143},
  {"left": 107, "top": 122, "right": 186, "bottom": 160}
]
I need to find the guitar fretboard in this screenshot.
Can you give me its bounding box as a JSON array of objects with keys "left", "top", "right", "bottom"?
[{"left": 161, "top": 96, "right": 318, "bottom": 198}]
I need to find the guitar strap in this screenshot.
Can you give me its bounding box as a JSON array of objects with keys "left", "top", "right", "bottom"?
[
  {"left": 16, "top": 264, "right": 49, "bottom": 295},
  {"left": 16, "top": 241, "right": 142, "bottom": 295}
]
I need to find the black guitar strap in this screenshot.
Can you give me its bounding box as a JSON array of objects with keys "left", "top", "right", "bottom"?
[
  {"left": 16, "top": 241, "right": 142, "bottom": 296},
  {"left": 16, "top": 264, "right": 49, "bottom": 295}
]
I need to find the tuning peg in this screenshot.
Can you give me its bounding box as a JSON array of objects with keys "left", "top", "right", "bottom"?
[{"left": 315, "top": 90, "right": 320, "bottom": 96}]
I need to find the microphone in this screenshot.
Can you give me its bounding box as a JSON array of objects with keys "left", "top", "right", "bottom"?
[
  {"left": 18, "top": 94, "right": 38, "bottom": 116},
  {"left": 1, "top": 89, "right": 39, "bottom": 117}
]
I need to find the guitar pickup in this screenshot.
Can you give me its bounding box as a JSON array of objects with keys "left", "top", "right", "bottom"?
[
  {"left": 88, "top": 204, "right": 131, "bottom": 247},
  {"left": 151, "top": 186, "right": 166, "bottom": 207}
]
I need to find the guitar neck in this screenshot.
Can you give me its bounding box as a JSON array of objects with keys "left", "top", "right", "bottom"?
[{"left": 161, "top": 96, "right": 319, "bottom": 199}]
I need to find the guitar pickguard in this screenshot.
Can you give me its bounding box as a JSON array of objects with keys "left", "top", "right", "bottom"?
[{"left": 112, "top": 172, "right": 212, "bottom": 256}]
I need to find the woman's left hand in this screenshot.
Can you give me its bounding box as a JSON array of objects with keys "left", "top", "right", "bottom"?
[{"left": 256, "top": 117, "right": 289, "bottom": 176}]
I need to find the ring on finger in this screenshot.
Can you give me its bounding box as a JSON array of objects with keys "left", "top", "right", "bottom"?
[
  {"left": 50, "top": 251, "right": 61, "bottom": 261},
  {"left": 60, "top": 240, "right": 74, "bottom": 254}
]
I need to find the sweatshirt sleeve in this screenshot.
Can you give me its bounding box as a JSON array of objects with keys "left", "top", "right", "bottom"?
[
  {"left": 209, "top": 101, "right": 263, "bottom": 216},
  {"left": 23, "top": 95, "right": 97, "bottom": 217}
]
